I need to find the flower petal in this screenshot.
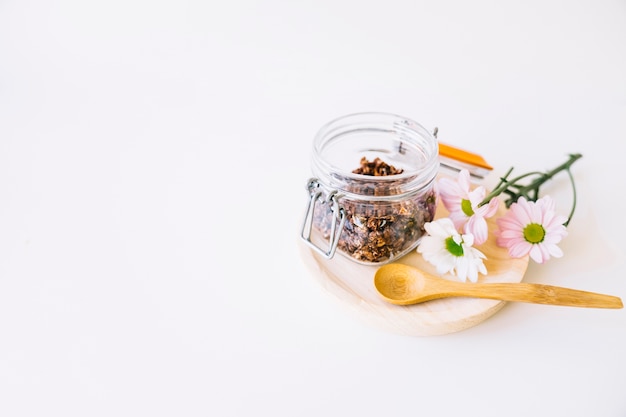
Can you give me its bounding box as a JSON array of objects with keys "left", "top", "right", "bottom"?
[
  {"left": 465, "top": 215, "right": 489, "bottom": 246},
  {"left": 417, "top": 216, "right": 488, "bottom": 282}
]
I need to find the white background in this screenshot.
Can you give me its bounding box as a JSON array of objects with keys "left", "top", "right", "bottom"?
[{"left": 1, "top": 1, "right": 625, "bottom": 416}]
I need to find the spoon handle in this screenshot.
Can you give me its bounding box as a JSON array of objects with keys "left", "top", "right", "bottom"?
[{"left": 450, "top": 282, "right": 623, "bottom": 309}]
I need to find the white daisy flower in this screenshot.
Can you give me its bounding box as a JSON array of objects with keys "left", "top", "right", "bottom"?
[{"left": 417, "top": 217, "right": 488, "bottom": 282}]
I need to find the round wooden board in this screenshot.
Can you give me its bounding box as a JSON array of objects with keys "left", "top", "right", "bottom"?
[{"left": 299, "top": 203, "right": 530, "bottom": 336}]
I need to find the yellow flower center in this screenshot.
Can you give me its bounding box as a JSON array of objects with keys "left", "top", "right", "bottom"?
[
  {"left": 523, "top": 223, "right": 545, "bottom": 244},
  {"left": 461, "top": 199, "right": 474, "bottom": 217},
  {"left": 445, "top": 236, "right": 464, "bottom": 257}
]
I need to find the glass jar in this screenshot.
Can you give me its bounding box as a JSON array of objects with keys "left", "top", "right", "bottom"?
[{"left": 301, "top": 112, "right": 439, "bottom": 265}]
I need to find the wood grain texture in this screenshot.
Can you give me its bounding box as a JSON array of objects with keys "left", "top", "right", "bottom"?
[
  {"left": 299, "top": 202, "right": 530, "bottom": 336},
  {"left": 374, "top": 263, "right": 622, "bottom": 308}
]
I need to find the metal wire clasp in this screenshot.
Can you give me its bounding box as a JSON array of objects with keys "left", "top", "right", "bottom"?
[{"left": 300, "top": 178, "right": 346, "bottom": 259}]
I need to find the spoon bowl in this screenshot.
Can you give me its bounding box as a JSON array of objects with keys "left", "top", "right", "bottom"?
[{"left": 374, "top": 263, "right": 623, "bottom": 309}]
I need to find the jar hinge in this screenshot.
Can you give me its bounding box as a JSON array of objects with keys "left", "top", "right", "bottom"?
[{"left": 300, "top": 178, "right": 346, "bottom": 259}]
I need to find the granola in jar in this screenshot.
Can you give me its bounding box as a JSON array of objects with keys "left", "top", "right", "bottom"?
[
  {"left": 311, "top": 157, "right": 437, "bottom": 263},
  {"left": 301, "top": 112, "right": 439, "bottom": 265}
]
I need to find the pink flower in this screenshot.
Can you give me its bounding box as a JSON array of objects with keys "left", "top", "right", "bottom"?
[
  {"left": 495, "top": 196, "right": 568, "bottom": 263},
  {"left": 437, "top": 169, "right": 500, "bottom": 245}
]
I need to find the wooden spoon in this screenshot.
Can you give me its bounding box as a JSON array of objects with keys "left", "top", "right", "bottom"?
[{"left": 374, "top": 263, "right": 623, "bottom": 309}]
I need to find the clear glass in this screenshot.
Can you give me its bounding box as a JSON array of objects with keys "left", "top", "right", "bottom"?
[{"left": 308, "top": 112, "right": 439, "bottom": 264}]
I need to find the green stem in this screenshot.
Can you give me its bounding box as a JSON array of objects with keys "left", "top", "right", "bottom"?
[
  {"left": 478, "top": 153, "right": 582, "bottom": 224},
  {"left": 480, "top": 170, "right": 545, "bottom": 206},
  {"left": 564, "top": 168, "right": 578, "bottom": 227},
  {"left": 508, "top": 153, "right": 582, "bottom": 205}
]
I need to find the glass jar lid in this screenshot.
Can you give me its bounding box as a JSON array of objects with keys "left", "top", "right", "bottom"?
[{"left": 311, "top": 112, "right": 439, "bottom": 200}]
